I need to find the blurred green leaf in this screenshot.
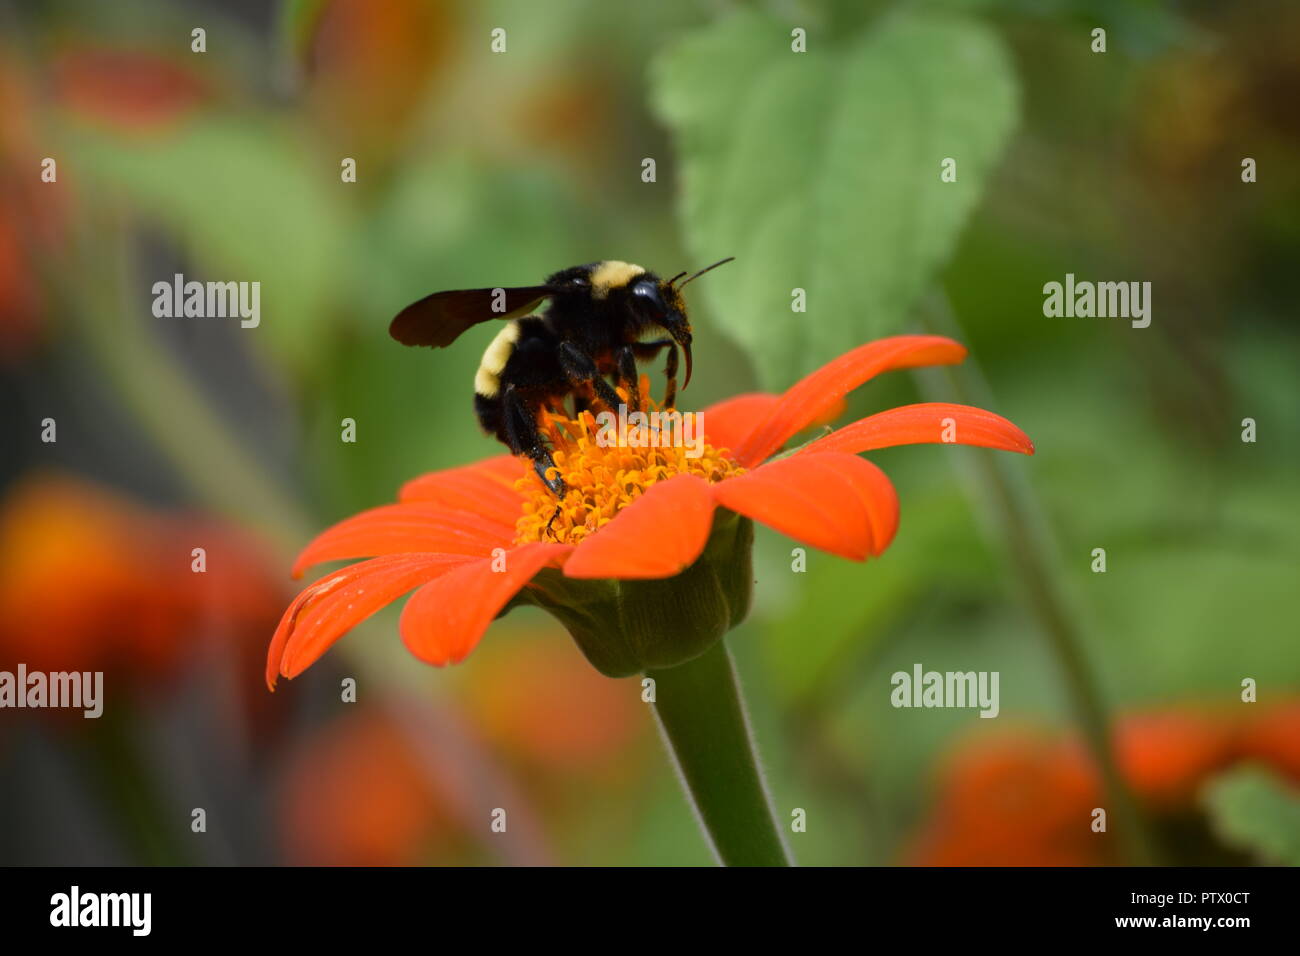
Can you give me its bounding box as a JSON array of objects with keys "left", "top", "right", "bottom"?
[
  {"left": 351, "top": 153, "right": 594, "bottom": 317},
  {"left": 1202, "top": 766, "right": 1300, "bottom": 866},
  {"left": 759, "top": 486, "right": 992, "bottom": 704},
  {"left": 651, "top": 8, "right": 1018, "bottom": 387},
  {"left": 61, "top": 116, "right": 349, "bottom": 375}
]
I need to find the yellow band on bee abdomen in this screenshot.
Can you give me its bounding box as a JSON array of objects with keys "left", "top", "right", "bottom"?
[{"left": 474, "top": 322, "right": 521, "bottom": 397}]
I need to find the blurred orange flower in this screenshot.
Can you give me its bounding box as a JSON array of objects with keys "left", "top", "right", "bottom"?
[
  {"left": 1115, "top": 709, "right": 1239, "bottom": 810},
  {"left": 0, "top": 57, "right": 65, "bottom": 359},
  {"left": 907, "top": 733, "right": 1103, "bottom": 867},
  {"left": 1237, "top": 699, "right": 1300, "bottom": 782},
  {"left": 908, "top": 701, "right": 1300, "bottom": 866},
  {"left": 52, "top": 46, "right": 209, "bottom": 132},
  {"left": 456, "top": 628, "right": 646, "bottom": 772},
  {"left": 276, "top": 706, "right": 453, "bottom": 866},
  {"left": 298, "top": 0, "right": 453, "bottom": 158},
  {"left": 0, "top": 209, "right": 38, "bottom": 358},
  {"left": 0, "top": 473, "right": 283, "bottom": 692}
]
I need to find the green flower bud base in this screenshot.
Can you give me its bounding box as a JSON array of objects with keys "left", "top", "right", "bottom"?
[{"left": 520, "top": 509, "right": 754, "bottom": 677}]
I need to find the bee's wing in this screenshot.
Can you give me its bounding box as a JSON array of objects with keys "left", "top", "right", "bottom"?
[{"left": 388, "top": 286, "right": 554, "bottom": 348}]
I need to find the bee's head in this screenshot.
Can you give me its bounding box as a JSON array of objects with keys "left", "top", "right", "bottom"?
[
  {"left": 627, "top": 258, "right": 734, "bottom": 390},
  {"left": 620, "top": 274, "right": 692, "bottom": 388}
]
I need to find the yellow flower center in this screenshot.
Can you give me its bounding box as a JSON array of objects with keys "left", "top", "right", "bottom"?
[{"left": 513, "top": 380, "right": 744, "bottom": 546}]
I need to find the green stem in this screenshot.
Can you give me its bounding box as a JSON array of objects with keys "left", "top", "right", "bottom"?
[
  {"left": 963, "top": 432, "right": 1157, "bottom": 865},
  {"left": 647, "top": 640, "right": 792, "bottom": 867}
]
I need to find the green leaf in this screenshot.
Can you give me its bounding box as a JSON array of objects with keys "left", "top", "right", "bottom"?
[
  {"left": 651, "top": 9, "right": 1018, "bottom": 387},
  {"left": 1202, "top": 766, "right": 1300, "bottom": 866}
]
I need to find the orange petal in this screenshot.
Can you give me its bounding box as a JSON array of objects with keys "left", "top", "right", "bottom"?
[
  {"left": 269, "top": 553, "right": 474, "bottom": 688},
  {"left": 700, "top": 392, "right": 851, "bottom": 457},
  {"left": 735, "top": 336, "right": 968, "bottom": 466},
  {"left": 711, "top": 452, "right": 899, "bottom": 559},
  {"left": 400, "top": 543, "right": 571, "bottom": 666},
  {"left": 562, "top": 474, "right": 717, "bottom": 579},
  {"left": 803, "top": 403, "right": 1035, "bottom": 457},
  {"left": 292, "top": 502, "right": 512, "bottom": 578},
  {"left": 700, "top": 393, "right": 780, "bottom": 454},
  {"left": 398, "top": 454, "right": 525, "bottom": 527}
]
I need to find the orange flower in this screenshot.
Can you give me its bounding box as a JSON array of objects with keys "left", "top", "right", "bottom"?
[
  {"left": 267, "top": 335, "right": 1033, "bottom": 687},
  {"left": 1116, "top": 709, "right": 1240, "bottom": 810},
  {"left": 907, "top": 733, "right": 1106, "bottom": 867},
  {"left": 276, "top": 707, "right": 453, "bottom": 866},
  {"left": 0, "top": 56, "right": 67, "bottom": 359},
  {"left": 0, "top": 473, "right": 283, "bottom": 691},
  {"left": 457, "top": 626, "right": 646, "bottom": 772},
  {"left": 297, "top": 0, "right": 453, "bottom": 160},
  {"left": 52, "top": 47, "right": 209, "bottom": 132},
  {"left": 1236, "top": 700, "right": 1300, "bottom": 784},
  {"left": 908, "top": 700, "right": 1300, "bottom": 866}
]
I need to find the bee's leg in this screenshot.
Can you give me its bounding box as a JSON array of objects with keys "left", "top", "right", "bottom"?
[
  {"left": 615, "top": 346, "right": 641, "bottom": 409},
  {"left": 661, "top": 343, "right": 679, "bottom": 409},
  {"left": 630, "top": 339, "right": 677, "bottom": 408},
  {"left": 503, "top": 385, "right": 565, "bottom": 497},
  {"left": 558, "top": 342, "right": 624, "bottom": 413}
]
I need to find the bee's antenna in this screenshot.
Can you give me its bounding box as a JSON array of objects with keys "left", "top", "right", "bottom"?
[
  {"left": 666, "top": 271, "right": 689, "bottom": 286},
  {"left": 676, "top": 256, "right": 735, "bottom": 288}
]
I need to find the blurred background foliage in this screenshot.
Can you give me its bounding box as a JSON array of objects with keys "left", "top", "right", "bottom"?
[{"left": 1, "top": 0, "right": 1297, "bottom": 865}]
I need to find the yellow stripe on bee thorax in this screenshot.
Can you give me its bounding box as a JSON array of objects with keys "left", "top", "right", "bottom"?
[
  {"left": 474, "top": 321, "right": 521, "bottom": 398},
  {"left": 589, "top": 260, "right": 645, "bottom": 299}
]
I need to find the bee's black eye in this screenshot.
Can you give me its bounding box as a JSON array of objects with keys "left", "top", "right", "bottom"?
[{"left": 630, "top": 280, "right": 664, "bottom": 309}]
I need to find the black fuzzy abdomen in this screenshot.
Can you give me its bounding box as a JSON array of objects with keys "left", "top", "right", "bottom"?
[{"left": 474, "top": 391, "right": 506, "bottom": 443}]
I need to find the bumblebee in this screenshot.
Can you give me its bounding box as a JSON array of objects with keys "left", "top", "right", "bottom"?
[{"left": 390, "top": 258, "right": 732, "bottom": 496}]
